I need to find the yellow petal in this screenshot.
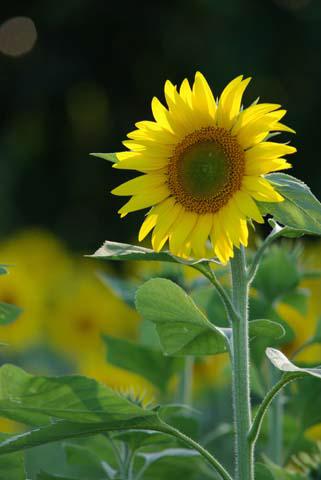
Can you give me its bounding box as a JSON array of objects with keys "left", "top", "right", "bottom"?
[
  {"left": 113, "top": 155, "right": 169, "bottom": 172},
  {"left": 151, "top": 97, "right": 175, "bottom": 133},
  {"left": 169, "top": 210, "right": 198, "bottom": 256},
  {"left": 179, "top": 78, "right": 193, "bottom": 107},
  {"left": 190, "top": 213, "right": 213, "bottom": 258},
  {"left": 232, "top": 103, "right": 281, "bottom": 134},
  {"left": 217, "top": 76, "right": 251, "bottom": 130},
  {"left": 152, "top": 202, "right": 183, "bottom": 251},
  {"left": 112, "top": 174, "right": 166, "bottom": 196},
  {"left": 138, "top": 197, "right": 175, "bottom": 241},
  {"left": 245, "top": 142, "right": 297, "bottom": 162},
  {"left": 234, "top": 190, "right": 264, "bottom": 223},
  {"left": 211, "top": 212, "right": 234, "bottom": 264},
  {"left": 192, "top": 71, "right": 217, "bottom": 120},
  {"left": 164, "top": 80, "right": 196, "bottom": 134},
  {"left": 242, "top": 176, "right": 284, "bottom": 202},
  {"left": 245, "top": 157, "right": 292, "bottom": 176},
  {"left": 118, "top": 185, "right": 170, "bottom": 216},
  {"left": 236, "top": 110, "right": 288, "bottom": 149}
]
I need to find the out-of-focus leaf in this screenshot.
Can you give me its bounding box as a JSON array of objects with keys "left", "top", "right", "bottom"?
[
  {"left": 0, "top": 302, "right": 22, "bottom": 325},
  {"left": 258, "top": 457, "right": 306, "bottom": 479},
  {"left": 135, "top": 278, "right": 229, "bottom": 356},
  {"left": 37, "top": 473, "right": 78, "bottom": 480},
  {"left": 253, "top": 247, "right": 300, "bottom": 302},
  {"left": 280, "top": 290, "right": 309, "bottom": 315},
  {"left": 259, "top": 173, "right": 321, "bottom": 237},
  {"left": 191, "top": 286, "right": 228, "bottom": 328},
  {"left": 249, "top": 319, "right": 285, "bottom": 340},
  {"left": 90, "top": 152, "right": 118, "bottom": 163},
  {"left": 266, "top": 348, "right": 321, "bottom": 379},
  {"left": 102, "top": 334, "right": 180, "bottom": 392},
  {"left": 112, "top": 430, "right": 173, "bottom": 452},
  {"left": 64, "top": 439, "right": 117, "bottom": 479},
  {"left": 135, "top": 448, "right": 201, "bottom": 480},
  {"left": 89, "top": 241, "right": 217, "bottom": 265},
  {"left": 0, "top": 434, "right": 25, "bottom": 480}
]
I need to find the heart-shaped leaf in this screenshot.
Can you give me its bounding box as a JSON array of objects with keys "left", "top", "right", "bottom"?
[
  {"left": 135, "top": 278, "right": 229, "bottom": 356},
  {"left": 102, "top": 335, "right": 181, "bottom": 392}
]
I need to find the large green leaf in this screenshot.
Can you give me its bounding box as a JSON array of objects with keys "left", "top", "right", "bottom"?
[
  {"left": 90, "top": 241, "right": 217, "bottom": 265},
  {"left": 0, "top": 434, "right": 25, "bottom": 480},
  {"left": 0, "top": 302, "right": 22, "bottom": 325},
  {"left": 102, "top": 334, "right": 181, "bottom": 392},
  {"left": 0, "top": 363, "right": 157, "bottom": 425},
  {"left": 266, "top": 348, "right": 321, "bottom": 379},
  {"left": 0, "top": 418, "right": 162, "bottom": 456},
  {"left": 259, "top": 173, "right": 321, "bottom": 236},
  {"left": 135, "top": 278, "right": 229, "bottom": 356}
]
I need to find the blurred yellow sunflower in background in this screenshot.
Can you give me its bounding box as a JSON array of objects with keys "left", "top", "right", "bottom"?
[
  {"left": 47, "top": 261, "right": 139, "bottom": 362},
  {"left": 112, "top": 73, "right": 296, "bottom": 263},
  {"left": 0, "top": 230, "right": 70, "bottom": 350}
]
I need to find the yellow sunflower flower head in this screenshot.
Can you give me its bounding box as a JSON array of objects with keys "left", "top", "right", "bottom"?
[{"left": 112, "top": 73, "right": 296, "bottom": 264}]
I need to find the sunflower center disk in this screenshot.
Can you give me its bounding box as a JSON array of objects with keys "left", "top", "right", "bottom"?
[
  {"left": 167, "top": 127, "right": 245, "bottom": 214},
  {"left": 180, "top": 142, "right": 228, "bottom": 197}
]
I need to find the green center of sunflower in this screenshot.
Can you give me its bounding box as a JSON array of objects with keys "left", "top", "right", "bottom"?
[
  {"left": 180, "top": 142, "right": 229, "bottom": 197},
  {"left": 167, "top": 127, "right": 245, "bottom": 214}
]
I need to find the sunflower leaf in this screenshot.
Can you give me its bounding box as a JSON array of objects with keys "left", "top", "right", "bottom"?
[
  {"left": 258, "top": 173, "right": 321, "bottom": 236},
  {"left": 135, "top": 278, "right": 229, "bottom": 356},
  {"left": 89, "top": 241, "right": 218, "bottom": 265},
  {"left": 90, "top": 152, "right": 119, "bottom": 163},
  {"left": 266, "top": 348, "right": 321, "bottom": 379},
  {"left": 0, "top": 363, "right": 158, "bottom": 426}
]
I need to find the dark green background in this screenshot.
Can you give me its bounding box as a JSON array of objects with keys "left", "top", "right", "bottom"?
[{"left": 1, "top": 0, "right": 320, "bottom": 252}]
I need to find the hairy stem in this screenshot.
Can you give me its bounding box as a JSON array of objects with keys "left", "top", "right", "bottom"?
[{"left": 230, "top": 246, "right": 253, "bottom": 480}]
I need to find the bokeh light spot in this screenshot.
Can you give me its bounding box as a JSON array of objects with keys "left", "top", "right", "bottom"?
[{"left": 0, "top": 17, "right": 37, "bottom": 57}]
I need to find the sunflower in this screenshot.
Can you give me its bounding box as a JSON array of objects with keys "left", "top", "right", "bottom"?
[{"left": 112, "top": 73, "right": 296, "bottom": 263}]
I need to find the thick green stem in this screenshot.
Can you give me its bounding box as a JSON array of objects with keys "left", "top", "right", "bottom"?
[
  {"left": 159, "top": 423, "right": 233, "bottom": 480},
  {"left": 230, "top": 246, "right": 253, "bottom": 480},
  {"left": 178, "top": 357, "right": 194, "bottom": 405}
]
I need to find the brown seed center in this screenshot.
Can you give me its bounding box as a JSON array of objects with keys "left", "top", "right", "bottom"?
[{"left": 167, "top": 127, "right": 245, "bottom": 214}]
